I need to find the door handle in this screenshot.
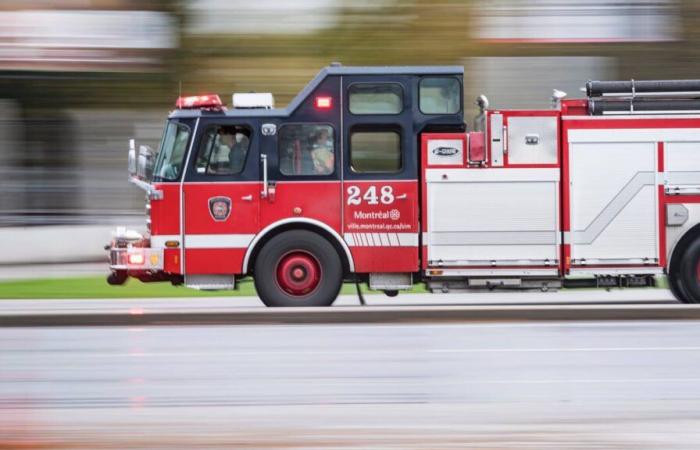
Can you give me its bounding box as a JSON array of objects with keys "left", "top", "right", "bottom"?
[
  {"left": 241, "top": 195, "right": 253, "bottom": 201},
  {"left": 260, "top": 154, "right": 268, "bottom": 198},
  {"left": 396, "top": 194, "right": 408, "bottom": 200}
]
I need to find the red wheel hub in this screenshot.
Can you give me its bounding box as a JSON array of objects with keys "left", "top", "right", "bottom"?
[{"left": 275, "top": 251, "right": 321, "bottom": 296}]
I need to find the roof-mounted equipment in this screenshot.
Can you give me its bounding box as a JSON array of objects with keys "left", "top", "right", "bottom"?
[
  {"left": 232, "top": 93, "right": 274, "bottom": 109},
  {"left": 587, "top": 79, "right": 700, "bottom": 115}
]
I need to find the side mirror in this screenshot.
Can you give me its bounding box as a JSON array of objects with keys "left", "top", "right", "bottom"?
[
  {"left": 137, "top": 144, "right": 156, "bottom": 180},
  {"left": 128, "top": 139, "right": 137, "bottom": 178}
]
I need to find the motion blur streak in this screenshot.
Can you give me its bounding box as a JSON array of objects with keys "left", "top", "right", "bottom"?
[
  {"left": 1, "top": 321, "right": 700, "bottom": 449},
  {"left": 1, "top": 0, "right": 699, "bottom": 237}
]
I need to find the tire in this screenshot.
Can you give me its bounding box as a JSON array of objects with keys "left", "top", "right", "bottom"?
[
  {"left": 253, "top": 230, "right": 343, "bottom": 307},
  {"left": 106, "top": 270, "right": 128, "bottom": 286},
  {"left": 678, "top": 238, "right": 700, "bottom": 304},
  {"left": 668, "top": 259, "right": 692, "bottom": 303}
]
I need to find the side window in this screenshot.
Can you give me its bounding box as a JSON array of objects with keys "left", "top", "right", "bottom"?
[
  {"left": 194, "top": 125, "right": 251, "bottom": 175},
  {"left": 349, "top": 83, "right": 403, "bottom": 115},
  {"left": 419, "top": 77, "right": 461, "bottom": 115},
  {"left": 350, "top": 129, "right": 401, "bottom": 173},
  {"left": 279, "top": 124, "right": 335, "bottom": 176}
]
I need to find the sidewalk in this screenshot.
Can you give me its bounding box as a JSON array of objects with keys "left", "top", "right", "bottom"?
[
  {"left": 0, "top": 262, "right": 107, "bottom": 281},
  {"left": 0, "top": 223, "right": 142, "bottom": 265}
]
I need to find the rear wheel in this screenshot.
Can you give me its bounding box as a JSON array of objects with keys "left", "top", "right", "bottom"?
[
  {"left": 668, "top": 251, "right": 691, "bottom": 303},
  {"left": 254, "top": 230, "right": 343, "bottom": 307},
  {"left": 678, "top": 238, "right": 700, "bottom": 304}
]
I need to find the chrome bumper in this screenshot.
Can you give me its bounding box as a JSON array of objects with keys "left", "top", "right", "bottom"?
[
  {"left": 108, "top": 228, "right": 163, "bottom": 271},
  {"left": 109, "top": 247, "right": 164, "bottom": 271}
]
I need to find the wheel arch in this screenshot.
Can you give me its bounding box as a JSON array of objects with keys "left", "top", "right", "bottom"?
[{"left": 242, "top": 218, "right": 355, "bottom": 275}]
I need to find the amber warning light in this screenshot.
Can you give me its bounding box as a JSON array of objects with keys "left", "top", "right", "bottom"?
[
  {"left": 176, "top": 94, "right": 223, "bottom": 109},
  {"left": 315, "top": 96, "right": 333, "bottom": 109}
]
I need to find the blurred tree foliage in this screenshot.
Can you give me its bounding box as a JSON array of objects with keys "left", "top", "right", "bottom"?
[
  {"left": 181, "top": 0, "right": 700, "bottom": 107},
  {"left": 1, "top": 0, "right": 700, "bottom": 109}
]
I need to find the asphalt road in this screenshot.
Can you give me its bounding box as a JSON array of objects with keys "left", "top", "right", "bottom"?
[{"left": 3, "top": 319, "right": 700, "bottom": 449}]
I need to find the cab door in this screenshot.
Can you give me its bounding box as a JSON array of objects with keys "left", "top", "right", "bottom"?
[
  {"left": 258, "top": 120, "right": 343, "bottom": 234},
  {"left": 257, "top": 73, "right": 343, "bottom": 238},
  {"left": 341, "top": 77, "right": 419, "bottom": 273},
  {"left": 182, "top": 119, "right": 259, "bottom": 274}
]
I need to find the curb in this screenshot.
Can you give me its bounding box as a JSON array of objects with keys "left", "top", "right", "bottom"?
[{"left": 2, "top": 304, "right": 700, "bottom": 327}]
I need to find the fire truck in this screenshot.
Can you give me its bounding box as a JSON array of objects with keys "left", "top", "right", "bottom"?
[{"left": 108, "top": 64, "right": 700, "bottom": 307}]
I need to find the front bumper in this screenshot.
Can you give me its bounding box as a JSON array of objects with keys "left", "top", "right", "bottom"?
[
  {"left": 109, "top": 246, "right": 164, "bottom": 271},
  {"left": 108, "top": 228, "right": 163, "bottom": 272}
]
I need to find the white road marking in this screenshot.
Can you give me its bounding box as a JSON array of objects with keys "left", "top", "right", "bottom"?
[
  {"left": 47, "top": 346, "right": 700, "bottom": 359},
  {"left": 429, "top": 346, "right": 700, "bottom": 353}
]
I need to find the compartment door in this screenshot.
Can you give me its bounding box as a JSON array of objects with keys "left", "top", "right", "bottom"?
[
  {"left": 426, "top": 168, "right": 560, "bottom": 267},
  {"left": 569, "top": 139, "right": 658, "bottom": 265}
]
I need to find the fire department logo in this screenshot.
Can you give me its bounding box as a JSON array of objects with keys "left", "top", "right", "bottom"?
[
  {"left": 208, "top": 196, "right": 232, "bottom": 222},
  {"left": 389, "top": 209, "right": 401, "bottom": 221}
]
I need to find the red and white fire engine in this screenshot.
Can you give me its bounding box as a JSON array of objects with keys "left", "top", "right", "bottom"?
[{"left": 108, "top": 64, "right": 700, "bottom": 306}]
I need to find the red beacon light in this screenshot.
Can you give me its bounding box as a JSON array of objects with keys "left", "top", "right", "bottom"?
[
  {"left": 176, "top": 94, "right": 224, "bottom": 110},
  {"left": 315, "top": 96, "right": 333, "bottom": 109}
]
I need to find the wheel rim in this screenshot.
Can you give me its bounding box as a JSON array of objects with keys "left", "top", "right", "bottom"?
[{"left": 275, "top": 251, "right": 321, "bottom": 297}]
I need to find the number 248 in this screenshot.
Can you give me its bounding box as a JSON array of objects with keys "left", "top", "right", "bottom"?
[{"left": 346, "top": 185, "right": 395, "bottom": 205}]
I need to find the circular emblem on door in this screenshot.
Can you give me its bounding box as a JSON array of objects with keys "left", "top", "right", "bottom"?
[{"left": 209, "top": 196, "right": 232, "bottom": 221}]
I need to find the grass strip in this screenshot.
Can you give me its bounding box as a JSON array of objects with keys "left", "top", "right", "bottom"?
[{"left": 0, "top": 276, "right": 427, "bottom": 299}]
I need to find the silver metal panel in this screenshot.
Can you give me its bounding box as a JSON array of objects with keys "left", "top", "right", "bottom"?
[
  {"left": 569, "top": 128, "right": 700, "bottom": 143},
  {"left": 507, "top": 116, "right": 557, "bottom": 164},
  {"left": 569, "top": 268, "right": 663, "bottom": 276},
  {"left": 665, "top": 142, "right": 700, "bottom": 172},
  {"left": 426, "top": 170, "right": 559, "bottom": 265},
  {"left": 665, "top": 142, "right": 700, "bottom": 198},
  {"left": 429, "top": 181, "right": 557, "bottom": 232},
  {"left": 427, "top": 268, "right": 559, "bottom": 277},
  {"left": 425, "top": 167, "right": 559, "bottom": 182},
  {"left": 489, "top": 113, "right": 504, "bottom": 167},
  {"left": 369, "top": 273, "right": 412, "bottom": 290},
  {"left": 430, "top": 231, "right": 554, "bottom": 246},
  {"left": 573, "top": 172, "right": 655, "bottom": 244},
  {"left": 185, "top": 274, "right": 235, "bottom": 291},
  {"left": 569, "top": 139, "right": 658, "bottom": 262},
  {"left": 665, "top": 172, "right": 700, "bottom": 185}
]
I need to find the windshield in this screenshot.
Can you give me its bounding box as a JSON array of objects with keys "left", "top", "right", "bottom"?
[{"left": 152, "top": 121, "right": 191, "bottom": 181}]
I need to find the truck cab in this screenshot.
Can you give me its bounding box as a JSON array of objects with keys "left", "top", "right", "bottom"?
[{"left": 109, "top": 64, "right": 466, "bottom": 305}]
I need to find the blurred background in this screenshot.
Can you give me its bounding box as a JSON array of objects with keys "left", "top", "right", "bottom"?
[{"left": 0, "top": 0, "right": 698, "bottom": 264}]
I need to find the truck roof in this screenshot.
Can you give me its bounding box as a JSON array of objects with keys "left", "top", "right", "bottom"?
[{"left": 169, "top": 64, "right": 464, "bottom": 119}]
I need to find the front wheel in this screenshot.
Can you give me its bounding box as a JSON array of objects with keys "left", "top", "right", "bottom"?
[{"left": 254, "top": 230, "right": 343, "bottom": 307}]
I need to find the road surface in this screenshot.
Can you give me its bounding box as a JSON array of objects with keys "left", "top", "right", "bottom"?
[{"left": 2, "top": 317, "right": 700, "bottom": 449}]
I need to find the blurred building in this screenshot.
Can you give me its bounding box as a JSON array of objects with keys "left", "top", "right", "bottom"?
[
  {"left": 2, "top": 0, "right": 700, "bottom": 240},
  {"left": 0, "top": 0, "right": 177, "bottom": 227}
]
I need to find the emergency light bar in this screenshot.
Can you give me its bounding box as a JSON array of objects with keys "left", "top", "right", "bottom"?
[{"left": 175, "top": 94, "right": 223, "bottom": 109}]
